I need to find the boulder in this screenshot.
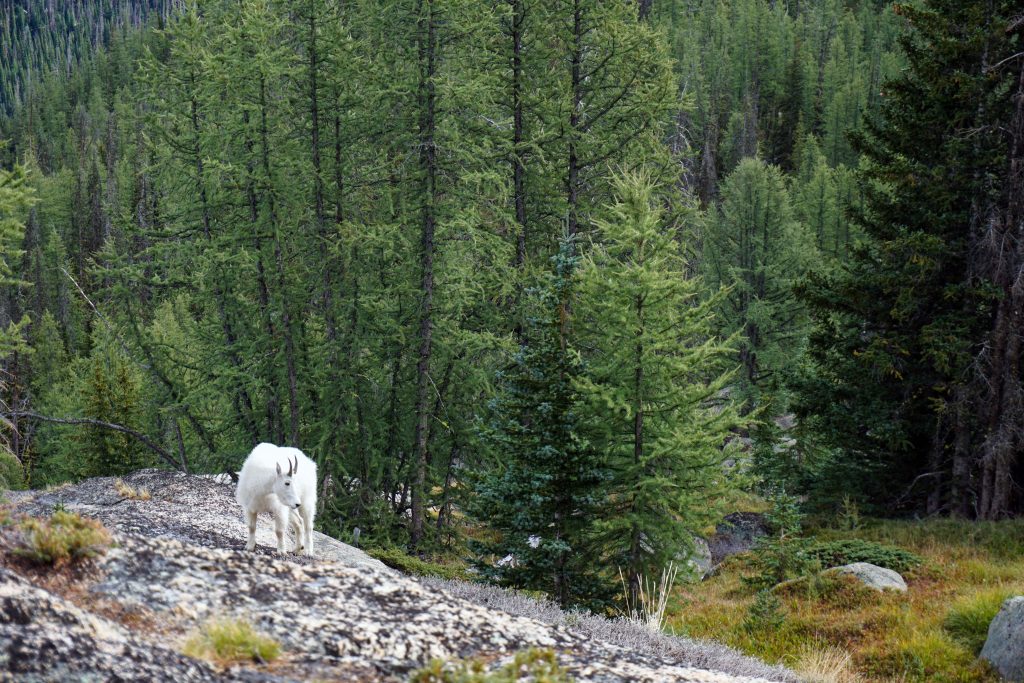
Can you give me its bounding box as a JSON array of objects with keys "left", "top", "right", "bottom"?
[
  {"left": 0, "top": 470, "right": 795, "bottom": 682},
  {"left": 829, "top": 562, "right": 907, "bottom": 592},
  {"left": 677, "top": 537, "right": 713, "bottom": 580},
  {"left": 707, "top": 512, "right": 770, "bottom": 564},
  {"left": 980, "top": 596, "right": 1024, "bottom": 682}
]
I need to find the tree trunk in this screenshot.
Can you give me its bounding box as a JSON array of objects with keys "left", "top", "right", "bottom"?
[{"left": 410, "top": 0, "right": 438, "bottom": 550}]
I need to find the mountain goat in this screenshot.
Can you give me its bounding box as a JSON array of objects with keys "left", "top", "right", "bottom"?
[{"left": 236, "top": 443, "right": 317, "bottom": 556}]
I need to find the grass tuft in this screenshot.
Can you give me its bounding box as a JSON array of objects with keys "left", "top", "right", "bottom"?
[
  {"left": 943, "top": 588, "right": 1013, "bottom": 655},
  {"left": 7, "top": 511, "right": 111, "bottom": 566},
  {"left": 619, "top": 561, "right": 679, "bottom": 633},
  {"left": 793, "top": 644, "right": 863, "bottom": 683},
  {"left": 113, "top": 478, "right": 151, "bottom": 501},
  {"left": 182, "top": 617, "right": 280, "bottom": 666}
]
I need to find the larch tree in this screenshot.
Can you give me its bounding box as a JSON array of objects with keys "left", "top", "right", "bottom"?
[{"left": 579, "top": 170, "right": 741, "bottom": 605}]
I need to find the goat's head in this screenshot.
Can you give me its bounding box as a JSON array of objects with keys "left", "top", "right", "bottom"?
[{"left": 274, "top": 455, "right": 301, "bottom": 509}]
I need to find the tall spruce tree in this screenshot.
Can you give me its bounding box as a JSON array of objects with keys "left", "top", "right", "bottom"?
[
  {"left": 797, "top": 0, "right": 1024, "bottom": 516},
  {"left": 579, "top": 171, "right": 741, "bottom": 604},
  {"left": 470, "top": 238, "right": 611, "bottom": 609}
]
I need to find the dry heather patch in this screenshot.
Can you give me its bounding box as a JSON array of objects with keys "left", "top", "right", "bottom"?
[{"left": 113, "top": 478, "right": 151, "bottom": 500}]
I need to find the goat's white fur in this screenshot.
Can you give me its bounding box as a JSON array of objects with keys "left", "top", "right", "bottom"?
[{"left": 236, "top": 443, "right": 318, "bottom": 556}]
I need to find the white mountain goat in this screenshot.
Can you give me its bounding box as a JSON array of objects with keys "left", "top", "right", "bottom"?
[{"left": 235, "top": 443, "right": 318, "bottom": 556}]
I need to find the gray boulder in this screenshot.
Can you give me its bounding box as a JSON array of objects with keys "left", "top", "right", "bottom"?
[
  {"left": 830, "top": 562, "right": 907, "bottom": 592},
  {"left": 980, "top": 596, "right": 1024, "bottom": 682},
  {"left": 707, "top": 512, "right": 770, "bottom": 564},
  {"left": 676, "top": 537, "right": 713, "bottom": 580}
]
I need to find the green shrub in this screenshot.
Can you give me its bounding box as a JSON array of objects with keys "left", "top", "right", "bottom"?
[
  {"left": 943, "top": 589, "right": 1014, "bottom": 655},
  {"left": 9, "top": 511, "right": 112, "bottom": 566},
  {"left": 182, "top": 617, "right": 280, "bottom": 666},
  {"left": 410, "top": 648, "right": 572, "bottom": 682},
  {"left": 806, "top": 539, "right": 922, "bottom": 573},
  {"left": 743, "top": 590, "right": 785, "bottom": 633},
  {"left": 0, "top": 450, "right": 24, "bottom": 490},
  {"left": 369, "top": 547, "right": 470, "bottom": 581}
]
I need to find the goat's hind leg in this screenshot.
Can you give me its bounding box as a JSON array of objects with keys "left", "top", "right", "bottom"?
[{"left": 302, "top": 507, "right": 314, "bottom": 557}]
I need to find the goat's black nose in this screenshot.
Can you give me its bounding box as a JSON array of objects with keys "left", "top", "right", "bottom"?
[{"left": 294, "top": 503, "right": 301, "bottom": 508}]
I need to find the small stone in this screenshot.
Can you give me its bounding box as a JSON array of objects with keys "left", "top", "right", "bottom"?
[{"left": 830, "top": 562, "right": 907, "bottom": 592}]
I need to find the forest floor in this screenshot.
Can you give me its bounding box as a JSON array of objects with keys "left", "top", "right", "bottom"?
[{"left": 671, "top": 517, "right": 1024, "bottom": 682}]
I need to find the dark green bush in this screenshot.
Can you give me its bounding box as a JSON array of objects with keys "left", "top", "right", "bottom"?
[{"left": 805, "top": 539, "right": 922, "bottom": 572}]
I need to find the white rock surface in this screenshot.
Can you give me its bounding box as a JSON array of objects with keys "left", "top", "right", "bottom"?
[{"left": 831, "top": 562, "right": 908, "bottom": 592}]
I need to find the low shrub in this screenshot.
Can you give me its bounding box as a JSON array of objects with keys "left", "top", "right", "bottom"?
[
  {"left": 410, "top": 648, "right": 572, "bottom": 682},
  {"left": 743, "top": 590, "right": 785, "bottom": 633},
  {"left": 943, "top": 588, "right": 1014, "bottom": 655},
  {"left": 805, "top": 539, "right": 922, "bottom": 573},
  {"left": 369, "top": 547, "right": 470, "bottom": 581},
  {"left": 8, "top": 511, "right": 112, "bottom": 566},
  {"left": 182, "top": 617, "right": 280, "bottom": 666}
]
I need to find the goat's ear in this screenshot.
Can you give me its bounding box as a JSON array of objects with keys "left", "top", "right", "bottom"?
[{"left": 276, "top": 462, "right": 282, "bottom": 477}]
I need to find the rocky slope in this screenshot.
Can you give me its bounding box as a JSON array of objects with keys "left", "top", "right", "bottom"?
[{"left": 0, "top": 470, "right": 795, "bottom": 682}]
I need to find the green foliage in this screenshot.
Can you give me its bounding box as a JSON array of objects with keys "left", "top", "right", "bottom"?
[
  {"left": 704, "top": 157, "right": 813, "bottom": 411},
  {"left": 943, "top": 589, "right": 1013, "bottom": 655},
  {"left": 0, "top": 449, "right": 24, "bottom": 490},
  {"left": 367, "top": 547, "right": 469, "bottom": 581},
  {"left": 795, "top": 0, "right": 1024, "bottom": 517},
  {"left": 743, "top": 590, "right": 785, "bottom": 634},
  {"left": 410, "top": 648, "right": 572, "bottom": 683},
  {"left": 805, "top": 539, "right": 922, "bottom": 573},
  {"left": 579, "top": 170, "right": 744, "bottom": 600},
  {"left": 745, "top": 492, "right": 815, "bottom": 590},
  {"left": 468, "top": 238, "right": 613, "bottom": 609},
  {"left": 182, "top": 617, "right": 281, "bottom": 666},
  {"left": 7, "top": 511, "right": 112, "bottom": 566}
]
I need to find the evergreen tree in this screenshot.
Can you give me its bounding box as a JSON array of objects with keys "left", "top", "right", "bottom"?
[
  {"left": 704, "top": 158, "right": 812, "bottom": 408},
  {"left": 797, "top": 0, "right": 1024, "bottom": 516},
  {"left": 470, "top": 238, "right": 611, "bottom": 609},
  {"left": 579, "top": 170, "right": 741, "bottom": 604}
]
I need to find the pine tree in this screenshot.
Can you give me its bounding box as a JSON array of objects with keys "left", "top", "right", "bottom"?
[
  {"left": 579, "top": 170, "right": 741, "bottom": 604},
  {"left": 470, "top": 238, "right": 612, "bottom": 609}
]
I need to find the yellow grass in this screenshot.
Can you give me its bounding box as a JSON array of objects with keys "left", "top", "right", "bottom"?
[
  {"left": 113, "top": 479, "right": 151, "bottom": 501},
  {"left": 669, "top": 518, "right": 1024, "bottom": 682}
]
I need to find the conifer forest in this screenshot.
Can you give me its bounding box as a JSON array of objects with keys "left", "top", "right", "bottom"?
[{"left": 0, "top": 0, "right": 1022, "bottom": 617}]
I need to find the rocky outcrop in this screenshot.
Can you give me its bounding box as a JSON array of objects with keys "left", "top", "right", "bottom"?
[
  {"left": 980, "top": 596, "right": 1024, "bottom": 682},
  {"left": 0, "top": 470, "right": 794, "bottom": 682},
  {"left": 707, "top": 513, "right": 770, "bottom": 565},
  {"left": 829, "top": 562, "right": 907, "bottom": 592}
]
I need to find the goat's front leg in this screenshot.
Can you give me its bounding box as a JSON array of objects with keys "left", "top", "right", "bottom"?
[
  {"left": 289, "top": 510, "right": 303, "bottom": 553},
  {"left": 273, "top": 507, "right": 287, "bottom": 554},
  {"left": 302, "top": 508, "right": 314, "bottom": 557},
  {"left": 245, "top": 510, "right": 257, "bottom": 551}
]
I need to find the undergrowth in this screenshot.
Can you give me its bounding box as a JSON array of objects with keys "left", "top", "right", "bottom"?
[
  {"left": 369, "top": 547, "right": 472, "bottom": 581},
  {"left": 671, "top": 516, "right": 1024, "bottom": 683}
]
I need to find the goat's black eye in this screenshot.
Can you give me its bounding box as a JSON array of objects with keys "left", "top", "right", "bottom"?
[{"left": 285, "top": 482, "right": 290, "bottom": 486}]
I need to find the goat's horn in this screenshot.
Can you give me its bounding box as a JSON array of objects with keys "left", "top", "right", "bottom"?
[
  {"left": 291, "top": 455, "right": 298, "bottom": 474},
  {"left": 286, "top": 457, "right": 293, "bottom": 477}
]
